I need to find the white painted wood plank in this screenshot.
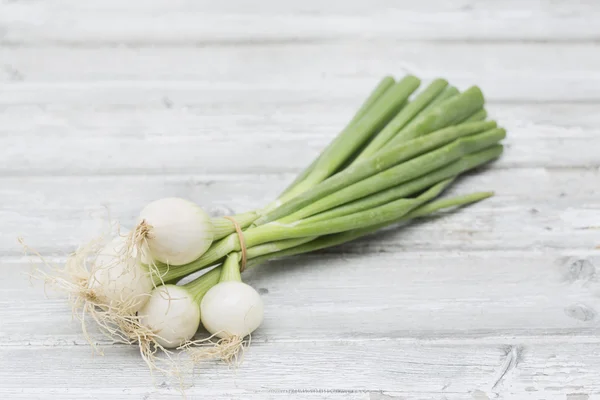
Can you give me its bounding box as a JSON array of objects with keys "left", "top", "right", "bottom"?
[
  {"left": 2, "top": 44, "right": 600, "bottom": 101},
  {"left": 0, "top": 2, "right": 598, "bottom": 397},
  {"left": 0, "top": 45, "right": 598, "bottom": 177},
  {"left": 3, "top": 251, "right": 600, "bottom": 344},
  {"left": 1, "top": 0, "right": 599, "bottom": 43},
  {"left": 0, "top": 393, "right": 369, "bottom": 400},
  {"left": 0, "top": 122, "right": 594, "bottom": 174},
  {"left": 2, "top": 44, "right": 599, "bottom": 102},
  {"left": 4, "top": 168, "right": 600, "bottom": 256},
  {"left": 0, "top": 102, "right": 598, "bottom": 175},
  {"left": 0, "top": 120, "right": 597, "bottom": 175},
  {"left": 1, "top": 102, "right": 597, "bottom": 140},
  {"left": 1, "top": 339, "right": 600, "bottom": 399},
  {"left": 1, "top": 78, "right": 597, "bottom": 106},
  {"left": 0, "top": 391, "right": 371, "bottom": 400}
]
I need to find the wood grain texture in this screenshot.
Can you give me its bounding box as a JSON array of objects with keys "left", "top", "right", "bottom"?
[
  {"left": 2, "top": 339, "right": 600, "bottom": 399},
  {"left": 1, "top": 0, "right": 600, "bottom": 399},
  {"left": 1, "top": 0, "right": 599, "bottom": 44},
  {"left": 1, "top": 44, "right": 599, "bottom": 101},
  {"left": 2, "top": 45, "right": 600, "bottom": 111},
  {"left": 0, "top": 107, "right": 598, "bottom": 175}
]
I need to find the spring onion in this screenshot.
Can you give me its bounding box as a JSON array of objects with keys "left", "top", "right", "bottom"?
[
  {"left": 89, "top": 235, "right": 153, "bottom": 313},
  {"left": 138, "top": 284, "right": 201, "bottom": 348},
  {"left": 133, "top": 197, "right": 215, "bottom": 266},
  {"left": 200, "top": 254, "right": 264, "bottom": 341},
  {"left": 28, "top": 73, "right": 508, "bottom": 374}
]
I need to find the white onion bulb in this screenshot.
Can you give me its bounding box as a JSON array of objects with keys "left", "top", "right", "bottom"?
[
  {"left": 137, "top": 197, "right": 214, "bottom": 266},
  {"left": 138, "top": 284, "right": 201, "bottom": 348},
  {"left": 200, "top": 281, "right": 264, "bottom": 339},
  {"left": 88, "top": 235, "right": 153, "bottom": 313}
]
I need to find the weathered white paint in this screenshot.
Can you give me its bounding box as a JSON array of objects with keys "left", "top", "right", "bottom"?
[
  {"left": 1, "top": 0, "right": 599, "bottom": 43},
  {"left": 2, "top": 44, "right": 599, "bottom": 101},
  {"left": 1, "top": 0, "right": 600, "bottom": 399},
  {"left": 2, "top": 339, "right": 600, "bottom": 399},
  {"left": 0, "top": 102, "right": 599, "bottom": 175}
]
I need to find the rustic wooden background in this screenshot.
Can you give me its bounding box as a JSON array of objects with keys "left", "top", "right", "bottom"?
[{"left": 1, "top": 1, "right": 599, "bottom": 399}]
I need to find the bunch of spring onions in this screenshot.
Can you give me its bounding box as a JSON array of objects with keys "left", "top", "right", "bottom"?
[{"left": 31, "top": 74, "right": 505, "bottom": 369}]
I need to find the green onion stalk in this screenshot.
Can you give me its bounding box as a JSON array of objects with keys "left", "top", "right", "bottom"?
[
  {"left": 144, "top": 75, "right": 504, "bottom": 294},
  {"left": 208, "top": 81, "right": 491, "bottom": 239},
  {"left": 151, "top": 75, "right": 505, "bottom": 286},
  {"left": 182, "top": 187, "right": 495, "bottom": 290},
  {"left": 140, "top": 74, "right": 504, "bottom": 364},
  {"left": 27, "top": 73, "right": 508, "bottom": 368},
  {"left": 209, "top": 75, "right": 419, "bottom": 240},
  {"left": 156, "top": 186, "right": 496, "bottom": 354}
]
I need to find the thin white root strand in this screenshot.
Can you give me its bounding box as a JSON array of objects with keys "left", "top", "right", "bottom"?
[
  {"left": 19, "top": 235, "right": 157, "bottom": 357},
  {"left": 20, "top": 236, "right": 114, "bottom": 352},
  {"left": 116, "top": 317, "right": 182, "bottom": 378},
  {"left": 180, "top": 334, "right": 249, "bottom": 367},
  {"left": 125, "top": 220, "right": 167, "bottom": 287},
  {"left": 19, "top": 225, "right": 187, "bottom": 380}
]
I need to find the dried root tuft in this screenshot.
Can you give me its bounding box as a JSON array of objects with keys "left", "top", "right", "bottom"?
[
  {"left": 116, "top": 316, "right": 181, "bottom": 376},
  {"left": 125, "top": 220, "right": 167, "bottom": 287},
  {"left": 19, "top": 225, "right": 183, "bottom": 380},
  {"left": 180, "top": 334, "right": 248, "bottom": 367},
  {"left": 20, "top": 234, "right": 155, "bottom": 355}
]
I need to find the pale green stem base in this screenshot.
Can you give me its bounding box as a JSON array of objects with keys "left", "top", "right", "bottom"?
[
  {"left": 219, "top": 253, "right": 242, "bottom": 283},
  {"left": 184, "top": 266, "right": 221, "bottom": 303}
]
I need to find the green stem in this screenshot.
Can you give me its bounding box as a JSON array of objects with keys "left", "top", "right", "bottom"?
[
  {"left": 463, "top": 109, "right": 487, "bottom": 123},
  {"left": 246, "top": 236, "right": 317, "bottom": 259},
  {"left": 183, "top": 266, "right": 222, "bottom": 303},
  {"left": 158, "top": 178, "right": 452, "bottom": 282},
  {"left": 211, "top": 211, "right": 260, "bottom": 240},
  {"left": 273, "top": 127, "right": 505, "bottom": 223},
  {"left": 284, "top": 75, "right": 421, "bottom": 199},
  {"left": 352, "top": 79, "right": 448, "bottom": 163},
  {"left": 255, "top": 120, "right": 496, "bottom": 225},
  {"left": 219, "top": 253, "right": 242, "bottom": 283},
  {"left": 428, "top": 86, "right": 460, "bottom": 107},
  {"left": 245, "top": 179, "right": 455, "bottom": 246},
  {"left": 159, "top": 234, "right": 236, "bottom": 282},
  {"left": 391, "top": 86, "right": 461, "bottom": 140},
  {"left": 277, "top": 76, "right": 396, "bottom": 199},
  {"left": 348, "top": 76, "right": 397, "bottom": 126},
  {"left": 176, "top": 190, "right": 494, "bottom": 288},
  {"left": 299, "top": 145, "right": 502, "bottom": 223},
  {"left": 384, "top": 86, "right": 485, "bottom": 149},
  {"left": 157, "top": 143, "right": 502, "bottom": 284},
  {"left": 246, "top": 191, "right": 494, "bottom": 267},
  {"left": 406, "top": 191, "right": 494, "bottom": 218}
]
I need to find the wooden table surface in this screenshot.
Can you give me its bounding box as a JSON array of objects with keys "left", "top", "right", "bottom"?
[{"left": 1, "top": 1, "right": 599, "bottom": 399}]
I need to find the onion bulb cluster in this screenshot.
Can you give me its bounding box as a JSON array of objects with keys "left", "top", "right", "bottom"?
[{"left": 31, "top": 73, "right": 505, "bottom": 376}]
